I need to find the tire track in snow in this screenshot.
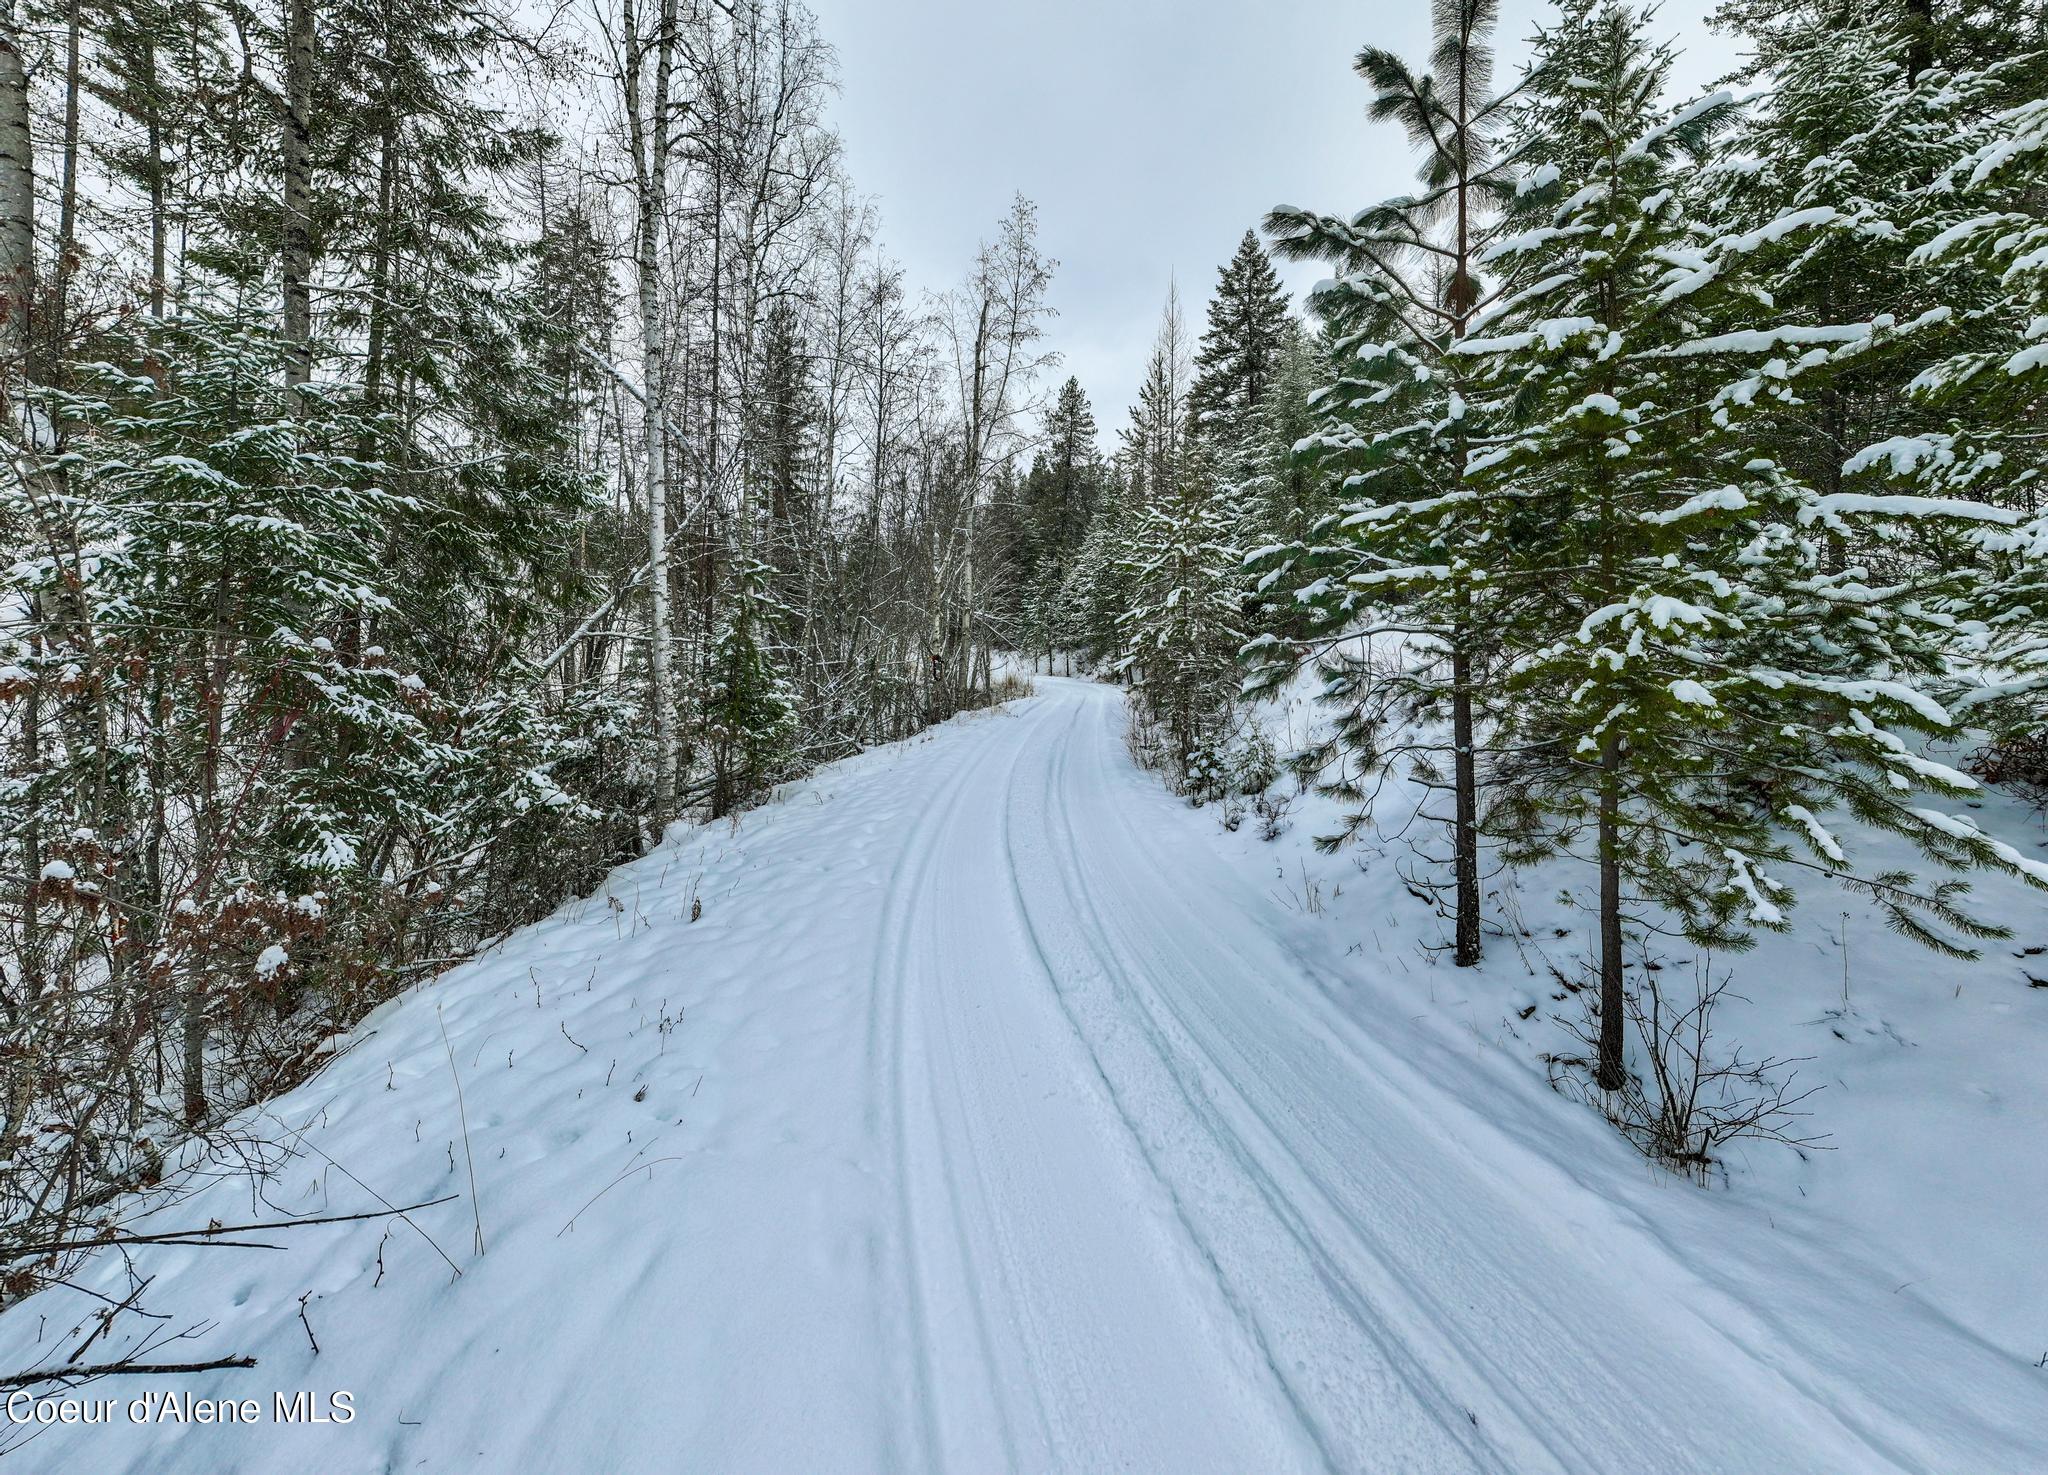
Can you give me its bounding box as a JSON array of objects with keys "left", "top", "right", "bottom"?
[
  {"left": 864, "top": 711, "right": 1028, "bottom": 1472},
  {"left": 866, "top": 697, "right": 1074, "bottom": 1471},
  {"left": 1105, "top": 782, "right": 2015, "bottom": 1475},
  {"left": 911, "top": 700, "right": 1076, "bottom": 1469},
  {"left": 993, "top": 695, "right": 1345, "bottom": 1474},
  {"left": 1023, "top": 687, "right": 1504, "bottom": 1474},
  {"left": 1039, "top": 680, "right": 1972, "bottom": 1475},
  {"left": 887, "top": 688, "right": 1318, "bottom": 1475}
]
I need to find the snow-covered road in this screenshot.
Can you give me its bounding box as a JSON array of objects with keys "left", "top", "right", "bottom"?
[{"left": 6, "top": 678, "right": 2041, "bottom": 1473}]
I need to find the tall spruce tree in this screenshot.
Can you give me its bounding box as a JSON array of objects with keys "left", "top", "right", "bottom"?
[
  {"left": 1189, "top": 230, "right": 1296, "bottom": 445},
  {"left": 1036, "top": 376, "right": 1103, "bottom": 565},
  {"left": 1849, "top": 43, "right": 2048, "bottom": 783}
]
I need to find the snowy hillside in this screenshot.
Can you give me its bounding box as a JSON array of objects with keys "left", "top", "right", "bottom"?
[{"left": 5, "top": 678, "right": 2042, "bottom": 1473}]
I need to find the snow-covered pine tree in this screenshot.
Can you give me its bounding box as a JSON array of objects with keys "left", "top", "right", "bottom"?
[
  {"left": 80, "top": 0, "right": 244, "bottom": 320},
  {"left": 994, "top": 376, "right": 1104, "bottom": 666},
  {"left": 1708, "top": 0, "right": 2045, "bottom": 84},
  {"left": 1187, "top": 228, "right": 1329, "bottom": 651},
  {"left": 1059, "top": 502, "right": 1129, "bottom": 670},
  {"left": 1691, "top": 7, "right": 2012, "bottom": 589},
  {"left": 13, "top": 315, "right": 451, "bottom": 1125},
  {"left": 701, "top": 297, "right": 815, "bottom": 819},
  {"left": 1017, "top": 565, "right": 1059, "bottom": 671},
  {"left": 1463, "top": 1, "right": 2047, "bottom": 1090},
  {"left": 1844, "top": 40, "right": 2048, "bottom": 787},
  {"left": 1115, "top": 289, "right": 1246, "bottom": 792},
  {"left": 1242, "top": 324, "right": 1334, "bottom": 579},
  {"left": 1261, "top": 0, "right": 1521, "bottom": 964},
  {"left": 753, "top": 296, "right": 819, "bottom": 587}
]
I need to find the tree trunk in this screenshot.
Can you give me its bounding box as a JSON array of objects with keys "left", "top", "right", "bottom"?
[
  {"left": 1450, "top": 637, "right": 1482, "bottom": 967},
  {"left": 0, "top": 0, "right": 35, "bottom": 371},
  {"left": 281, "top": 0, "right": 316, "bottom": 393},
  {"left": 1596, "top": 733, "right": 1626, "bottom": 1091},
  {"left": 144, "top": 38, "right": 167, "bottom": 318},
  {"left": 2, "top": 11, "right": 38, "bottom": 1089},
  {"left": 362, "top": 89, "right": 397, "bottom": 427},
  {"left": 1446, "top": 56, "right": 1483, "bottom": 970},
  {"left": 187, "top": 577, "right": 236, "bottom": 1129},
  {"left": 626, "top": 0, "right": 681, "bottom": 824},
  {"left": 55, "top": 0, "right": 80, "bottom": 340},
  {"left": 1905, "top": 0, "right": 1934, "bottom": 84}
]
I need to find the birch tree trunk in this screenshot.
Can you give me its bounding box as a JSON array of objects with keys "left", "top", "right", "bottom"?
[
  {"left": 624, "top": 0, "right": 681, "bottom": 821},
  {"left": 281, "top": 0, "right": 316, "bottom": 393},
  {"left": 56, "top": 0, "right": 81, "bottom": 336}
]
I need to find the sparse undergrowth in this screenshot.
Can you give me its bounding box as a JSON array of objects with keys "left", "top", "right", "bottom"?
[{"left": 1545, "top": 963, "right": 1829, "bottom": 1185}]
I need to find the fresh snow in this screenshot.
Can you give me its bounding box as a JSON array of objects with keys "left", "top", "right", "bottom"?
[
  {"left": 1622, "top": 91, "right": 1736, "bottom": 161},
  {"left": 6, "top": 679, "right": 2046, "bottom": 1472}
]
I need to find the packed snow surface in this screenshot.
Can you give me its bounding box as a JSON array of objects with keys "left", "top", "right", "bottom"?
[{"left": 5, "top": 678, "right": 2043, "bottom": 1472}]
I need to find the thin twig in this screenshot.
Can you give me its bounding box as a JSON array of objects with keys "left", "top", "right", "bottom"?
[
  {"left": 4, "top": 1198, "right": 458, "bottom": 1262},
  {"left": 255, "top": 1110, "right": 464, "bottom": 1281},
  {"left": 0, "top": 1356, "right": 257, "bottom": 1390},
  {"left": 437, "top": 1006, "right": 485, "bottom": 1256}
]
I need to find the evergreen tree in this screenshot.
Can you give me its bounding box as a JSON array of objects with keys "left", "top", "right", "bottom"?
[
  {"left": 1059, "top": 498, "right": 1130, "bottom": 669},
  {"left": 1263, "top": 0, "right": 1519, "bottom": 965},
  {"left": 1694, "top": 8, "right": 1994, "bottom": 555},
  {"left": 1033, "top": 376, "right": 1103, "bottom": 567},
  {"left": 1240, "top": 326, "right": 1336, "bottom": 638},
  {"left": 1461, "top": 2, "right": 2045, "bottom": 1090},
  {"left": 1849, "top": 44, "right": 2048, "bottom": 782},
  {"left": 19, "top": 315, "right": 453, "bottom": 1123},
  {"left": 1187, "top": 228, "right": 1325, "bottom": 650},
  {"left": 1708, "top": 0, "right": 2045, "bottom": 82},
  {"left": 81, "top": 0, "right": 241, "bottom": 316},
  {"left": 752, "top": 295, "right": 819, "bottom": 581},
  {"left": 702, "top": 556, "right": 800, "bottom": 819},
  {"left": 1188, "top": 230, "right": 1295, "bottom": 445},
  {"left": 1116, "top": 290, "right": 1246, "bottom": 790},
  {"left": 993, "top": 380, "right": 1101, "bottom": 653}
]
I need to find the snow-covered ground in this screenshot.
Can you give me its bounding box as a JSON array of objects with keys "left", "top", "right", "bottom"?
[
  {"left": 1236, "top": 663, "right": 2048, "bottom": 1368},
  {"left": 4, "top": 676, "right": 2044, "bottom": 1472}
]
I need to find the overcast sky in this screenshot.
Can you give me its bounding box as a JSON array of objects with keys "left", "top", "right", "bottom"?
[{"left": 805, "top": 0, "right": 1745, "bottom": 436}]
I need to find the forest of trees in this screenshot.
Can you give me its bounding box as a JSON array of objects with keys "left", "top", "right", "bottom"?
[
  {"left": 0, "top": 0, "right": 1066, "bottom": 1275},
  {"left": 1020, "top": 0, "right": 2048, "bottom": 1114},
  {"left": 1255, "top": 0, "right": 2048, "bottom": 1097},
  {"left": 5, "top": 0, "right": 2048, "bottom": 1292}
]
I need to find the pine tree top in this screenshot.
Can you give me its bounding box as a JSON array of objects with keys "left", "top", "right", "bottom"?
[{"left": 1190, "top": 230, "right": 1296, "bottom": 441}]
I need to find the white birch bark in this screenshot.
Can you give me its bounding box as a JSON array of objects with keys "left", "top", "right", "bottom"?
[
  {"left": 623, "top": 0, "right": 681, "bottom": 821},
  {"left": 281, "top": 0, "right": 315, "bottom": 393}
]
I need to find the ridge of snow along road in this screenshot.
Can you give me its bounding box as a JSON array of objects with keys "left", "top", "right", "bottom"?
[{"left": 3, "top": 678, "right": 2044, "bottom": 1473}]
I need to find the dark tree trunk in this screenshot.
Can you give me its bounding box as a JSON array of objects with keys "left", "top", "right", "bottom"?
[
  {"left": 0, "top": 0, "right": 35, "bottom": 368},
  {"left": 1451, "top": 638, "right": 1482, "bottom": 967},
  {"left": 1596, "top": 733, "right": 1626, "bottom": 1091},
  {"left": 1905, "top": 0, "right": 1934, "bottom": 83}
]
